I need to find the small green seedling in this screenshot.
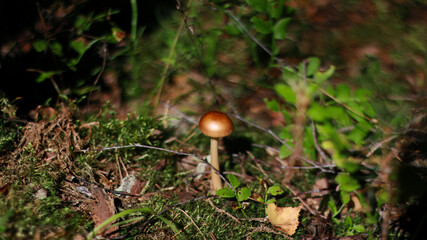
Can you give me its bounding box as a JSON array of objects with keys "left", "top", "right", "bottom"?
[
  {"left": 255, "top": 177, "right": 285, "bottom": 205},
  {"left": 216, "top": 174, "right": 251, "bottom": 218}
]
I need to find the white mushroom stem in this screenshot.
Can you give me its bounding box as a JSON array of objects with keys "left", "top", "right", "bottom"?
[{"left": 210, "top": 137, "right": 222, "bottom": 191}]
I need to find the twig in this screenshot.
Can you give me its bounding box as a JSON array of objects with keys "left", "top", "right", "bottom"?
[
  {"left": 307, "top": 79, "right": 378, "bottom": 124},
  {"left": 230, "top": 113, "right": 291, "bottom": 148},
  {"left": 366, "top": 136, "right": 397, "bottom": 157},
  {"left": 206, "top": 199, "right": 241, "bottom": 223},
  {"left": 175, "top": 207, "right": 207, "bottom": 240},
  {"left": 281, "top": 165, "right": 335, "bottom": 170},
  {"left": 224, "top": 10, "right": 273, "bottom": 58},
  {"left": 282, "top": 183, "right": 320, "bottom": 218},
  {"left": 161, "top": 101, "right": 198, "bottom": 125},
  {"left": 0, "top": 116, "right": 30, "bottom": 124},
  {"left": 79, "top": 143, "right": 235, "bottom": 190},
  {"left": 88, "top": 41, "right": 107, "bottom": 104},
  {"left": 311, "top": 121, "right": 331, "bottom": 164},
  {"left": 247, "top": 151, "right": 275, "bottom": 184},
  {"left": 230, "top": 113, "right": 335, "bottom": 173},
  {"left": 151, "top": 0, "right": 192, "bottom": 113},
  {"left": 72, "top": 176, "right": 141, "bottom": 197}
]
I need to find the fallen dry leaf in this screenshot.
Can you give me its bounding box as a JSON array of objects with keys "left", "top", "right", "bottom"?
[
  {"left": 266, "top": 203, "right": 302, "bottom": 236},
  {"left": 91, "top": 188, "right": 117, "bottom": 237}
]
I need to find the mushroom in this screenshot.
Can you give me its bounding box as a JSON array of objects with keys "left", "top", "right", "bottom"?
[{"left": 199, "top": 111, "right": 234, "bottom": 192}]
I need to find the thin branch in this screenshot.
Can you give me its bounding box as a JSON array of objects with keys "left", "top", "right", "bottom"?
[
  {"left": 230, "top": 113, "right": 335, "bottom": 173},
  {"left": 366, "top": 136, "right": 397, "bottom": 157},
  {"left": 206, "top": 199, "right": 241, "bottom": 223},
  {"left": 230, "top": 113, "right": 291, "bottom": 148},
  {"left": 282, "top": 182, "right": 320, "bottom": 218},
  {"left": 311, "top": 120, "right": 331, "bottom": 164},
  {"left": 307, "top": 79, "right": 378, "bottom": 124},
  {"left": 79, "top": 143, "right": 235, "bottom": 190},
  {"left": 224, "top": 10, "right": 273, "bottom": 58},
  {"left": 281, "top": 165, "right": 335, "bottom": 170},
  {"left": 88, "top": 41, "right": 107, "bottom": 104},
  {"left": 175, "top": 207, "right": 207, "bottom": 240}
]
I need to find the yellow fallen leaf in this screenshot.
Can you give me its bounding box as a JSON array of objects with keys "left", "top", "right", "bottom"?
[{"left": 266, "top": 203, "right": 302, "bottom": 236}]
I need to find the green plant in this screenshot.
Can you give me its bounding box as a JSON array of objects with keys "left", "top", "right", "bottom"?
[
  {"left": 216, "top": 174, "right": 252, "bottom": 217},
  {"left": 264, "top": 57, "right": 384, "bottom": 234},
  {"left": 255, "top": 177, "right": 285, "bottom": 205}
]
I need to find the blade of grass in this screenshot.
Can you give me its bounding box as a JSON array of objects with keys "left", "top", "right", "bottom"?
[
  {"left": 130, "top": 0, "right": 138, "bottom": 45},
  {"left": 150, "top": 0, "right": 193, "bottom": 114},
  {"left": 86, "top": 207, "right": 153, "bottom": 239}
]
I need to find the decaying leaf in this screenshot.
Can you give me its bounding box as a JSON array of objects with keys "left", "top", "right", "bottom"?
[
  {"left": 266, "top": 203, "right": 302, "bottom": 236},
  {"left": 91, "top": 188, "right": 117, "bottom": 237}
]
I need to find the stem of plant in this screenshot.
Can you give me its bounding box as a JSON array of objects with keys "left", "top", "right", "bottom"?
[
  {"left": 210, "top": 138, "right": 222, "bottom": 192},
  {"left": 237, "top": 201, "right": 249, "bottom": 218},
  {"left": 130, "top": 0, "right": 138, "bottom": 45}
]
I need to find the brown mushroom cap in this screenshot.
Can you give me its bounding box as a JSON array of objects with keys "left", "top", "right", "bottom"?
[{"left": 199, "top": 111, "right": 233, "bottom": 138}]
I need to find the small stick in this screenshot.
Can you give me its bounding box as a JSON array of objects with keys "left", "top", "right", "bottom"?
[{"left": 79, "top": 143, "right": 235, "bottom": 190}]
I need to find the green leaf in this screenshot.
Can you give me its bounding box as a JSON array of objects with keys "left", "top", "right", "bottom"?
[
  {"left": 33, "top": 40, "right": 47, "bottom": 52},
  {"left": 70, "top": 40, "right": 86, "bottom": 55},
  {"left": 335, "top": 84, "right": 351, "bottom": 103},
  {"left": 307, "top": 103, "right": 326, "bottom": 121},
  {"left": 49, "top": 42, "right": 63, "bottom": 56},
  {"left": 282, "top": 66, "right": 299, "bottom": 82},
  {"left": 250, "top": 16, "right": 273, "bottom": 34},
  {"left": 314, "top": 65, "right": 335, "bottom": 83},
  {"left": 68, "top": 39, "right": 98, "bottom": 68},
  {"left": 340, "top": 191, "right": 351, "bottom": 204},
  {"left": 274, "top": 83, "right": 296, "bottom": 104},
  {"left": 157, "top": 215, "right": 180, "bottom": 235},
  {"left": 328, "top": 199, "right": 338, "bottom": 215},
  {"left": 264, "top": 98, "right": 280, "bottom": 112},
  {"left": 353, "top": 224, "right": 366, "bottom": 233},
  {"left": 335, "top": 173, "right": 360, "bottom": 192},
  {"left": 34, "top": 71, "right": 58, "bottom": 83},
  {"left": 341, "top": 159, "right": 360, "bottom": 173},
  {"left": 279, "top": 144, "right": 292, "bottom": 158},
  {"left": 237, "top": 187, "right": 251, "bottom": 202},
  {"left": 279, "top": 127, "right": 291, "bottom": 140},
  {"left": 87, "top": 207, "right": 154, "bottom": 239},
  {"left": 360, "top": 102, "right": 376, "bottom": 118},
  {"left": 228, "top": 174, "right": 240, "bottom": 189},
  {"left": 246, "top": 0, "right": 268, "bottom": 12},
  {"left": 273, "top": 18, "right": 291, "bottom": 40},
  {"left": 345, "top": 215, "right": 353, "bottom": 227},
  {"left": 306, "top": 57, "right": 321, "bottom": 76},
  {"left": 216, "top": 187, "right": 236, "bottom": 198},
  {"left": 267, "top": 185, "right": 284, "bottom": 196},
  {"left": 75, "top": 15, "right": 91, "bottom": 31},
  {"left": 354, "top": 88, "right": 373, "bottom": 101},
  {"left": 347, "top": 124, "right": 369, "bottom": 145},
  {"left": 268, "top": 0, "right": 285, "bottom": 18},
  {"left": 224, "top": 25, "right": 240, "bottom": 35}
]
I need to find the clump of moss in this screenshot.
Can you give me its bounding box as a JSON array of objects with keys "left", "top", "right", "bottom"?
[{"left": 0, "top": 96, "right": 21, "bottom": 155}]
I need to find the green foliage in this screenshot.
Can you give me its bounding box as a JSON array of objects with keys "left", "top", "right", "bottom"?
[
  {"left": 0, "top": 97, "right": 20, "bottom": 153},
  {"left": 264, "top": 57, "right": 386, "bottom": 234},
  {"left": 243, "top": 0, "right": 294, "bottom": 59},
  {"left": 216, "top": 174, "right": 252, "bottom": 217}
]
